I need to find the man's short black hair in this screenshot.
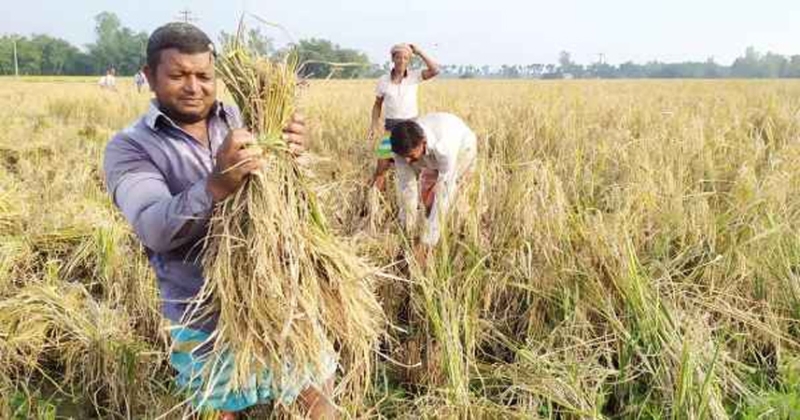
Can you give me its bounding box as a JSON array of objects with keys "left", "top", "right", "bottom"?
[
  {"left": 147, "top": 22, "right": 215, "bottom": 71},
  {"left": 390, "top": 120, "right": 426, "bottom": 156}
]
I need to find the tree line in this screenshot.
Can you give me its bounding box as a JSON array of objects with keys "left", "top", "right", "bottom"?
[
  {"left": 0, "top": 12, "right": 147, "bottom": 76},
  {"left": 0, "top": 12, "right": 373, "bottom": 78},
  {"left": 438, "top": 49, "right": 800, "bottom": 79},
  {"left": 1, "top": 12, "right": 798, "bottom": 79}
]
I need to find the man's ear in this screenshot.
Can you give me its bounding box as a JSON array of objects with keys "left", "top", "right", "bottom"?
[{"left": 144, "top": 65, "right": 156, "bottom": 91}]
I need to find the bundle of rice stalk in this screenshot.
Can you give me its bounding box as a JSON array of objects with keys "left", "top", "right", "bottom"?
[
  {"left": 193, "top": 26, "right": 384, "bottom": 405},
  {"left": 0, "top": 282, "right": 159, "bottom": 415},
  {"left": 341, "top": 181, "right": 395, "bottom": 236},
  {"left": 0, "top": 236, "right": 32, "bottom": 292}
]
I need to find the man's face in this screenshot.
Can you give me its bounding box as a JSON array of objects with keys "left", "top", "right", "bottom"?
[
  {"left": 392, "top": 51, "right": 411, "bottom": 72},
  {"left": 402, "top": 139, "right": 426, "bottom": 164},
  {"left": 146, "top": 49, "right": 216, "bottom": 124}
]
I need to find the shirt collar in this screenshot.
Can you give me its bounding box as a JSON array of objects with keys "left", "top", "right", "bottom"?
[
  {"left": 389, "top": 68, "right": 410, "bottom": 82},
  {"left": 420, "top": 121, "right": 436, "bottom": 156},
  {"left": 144, "top": 100, "right": 229, "bottom": 130}
]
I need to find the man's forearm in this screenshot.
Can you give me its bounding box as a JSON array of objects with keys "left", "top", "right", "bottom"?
[
  {"left": 371, "top": 102, "right": 382, "bottom": 131},
  {"left": 417, "top": 50, "right": 440, "bottom": 75}
]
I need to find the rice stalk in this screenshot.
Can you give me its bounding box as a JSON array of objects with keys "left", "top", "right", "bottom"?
[
  {"left": 0, "top": 281, "right": 161, "bottom": 416},
  {"left": 191, "top": 23, "right": 384, "bottom": 411}
]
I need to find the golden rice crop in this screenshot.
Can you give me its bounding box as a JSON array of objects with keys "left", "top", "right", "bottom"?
[{"left": 3, "top": 76, "right": 800, "bottom": 418}]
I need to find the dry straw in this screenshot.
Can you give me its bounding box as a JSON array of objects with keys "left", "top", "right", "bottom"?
[
  {"left": 190, "top": 21, "right": 384, "bottom": 409},
  {"left": 0, "top": 282, "right": 157, "bottom": 416}
]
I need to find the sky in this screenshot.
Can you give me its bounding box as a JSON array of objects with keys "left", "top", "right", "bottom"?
[{"left": 1, "top": 0, "right": 798, "bottom": 66}]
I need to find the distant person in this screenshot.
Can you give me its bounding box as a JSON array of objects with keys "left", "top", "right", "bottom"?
[
  {"left": 98, "top": 67, "right": 117, "bottom": 90},
  {"left": 369, "top": 43, "right": 440, "bottom": 191},
  {"left": 133, "top": 67, "right": 147, "bottom": 93},
  {"left": 390, "top": 112, "right": 477, "bottom": 263}
]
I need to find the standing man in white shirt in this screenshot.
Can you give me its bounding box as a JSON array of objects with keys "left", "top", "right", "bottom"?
[
  {"left": 133, "top": 66, "right": 147, "bottom": 93},
  {"left": 390, "top": 113, "right": 477, "bottom": 262},
  {"left": 369, "top": 43, "right": 440, "bottom": 191}
]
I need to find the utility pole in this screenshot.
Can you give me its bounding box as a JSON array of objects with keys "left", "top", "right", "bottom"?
[
  {"left": 13, "top": 36, "right": 19, "bottom": 77},
  {"left": 176, "top": 9, "right": 197, "bottom": 23}
]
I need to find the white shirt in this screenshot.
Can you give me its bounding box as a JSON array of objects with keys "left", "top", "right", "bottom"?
[
  {"left": 375, "top": 69, "right": 423, "bottom": 120},
  {"left": 99, "top": 74, "right": 116, "bottom": 88},
  {"left": 394, "top": 112, "right": 477, "bottom": 245}
]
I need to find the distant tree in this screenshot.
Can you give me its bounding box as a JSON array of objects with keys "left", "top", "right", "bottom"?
[
  {"left": 0, "top": 37, "right": 12, "bottom": 74},
  {"left": 0, "top": 35, "right": 91, "bottom": 75},
  {"left": 731, "top": 47, "right": 764, "bottom": 78},
  {"left": 441, "top": 64, "right": 458, "bottom": 76},
  {"left": 616, "top": 61, "right": 642, "bottom": 78},
  {"left": 785, "top": 56, "right": 800, "bottom": 78},
  {"left": 702, "top": 57, "right": 724, "bottom": 78},
  {"left": 16, "top": 37, "right": 43, "bottom": 74},
  {"left": 524, "top": 63, "right": 544, "bottom": 78},
  {"left": 33, "top": 35, "right": 88, "bottom": 75},
  {"left": 293, "top": 38, "right": 371, "bottom": 79},
  {"left": 558, "top": 51, "right": 572, "bottom": 71},
  {"left": 86, "top": 12, "right": 147, "bottom": 75},
  {"left": 500, "top": 64, "right": 520, "bottom": 78},
  {"left": 762, "top": 52, "right": 788, "bottom": 78},
  {"left": 6, "top": 18, "right": 800, "bottom": 80},
  {"left": 587, "top": 62, "right": 616, "bottom": 78},
  {"left": 556, "top": 51, "right": 586, "bottom": 78},
  {"left": 219, "top": 28, "right": 274, "bottom": 57}
]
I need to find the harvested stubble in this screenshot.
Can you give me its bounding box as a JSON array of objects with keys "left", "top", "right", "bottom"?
[{"left": 191, "top": 31, "right": 385, "bottom": 409}]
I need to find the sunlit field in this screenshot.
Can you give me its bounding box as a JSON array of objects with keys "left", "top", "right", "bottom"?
[{"left": 2, "top": 77, "right": 800, "bottom": 418}]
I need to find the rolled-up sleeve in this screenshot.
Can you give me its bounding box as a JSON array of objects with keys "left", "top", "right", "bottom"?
[
  {"left": 103, "top": 134, "right": 213, "bottom": 253},
  {"left": 422, "top": 154, "right": 457, "bottom": 246},
  {"left": 375, "top": 77, "right": 386, "bottom": 98},
  {"left": 394, "top": 156, "right": 419, "bottom": 234}
]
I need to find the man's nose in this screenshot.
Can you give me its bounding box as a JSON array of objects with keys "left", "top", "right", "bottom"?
[{"left": 184, "top": 75, "right": 198, "bottom": 93}]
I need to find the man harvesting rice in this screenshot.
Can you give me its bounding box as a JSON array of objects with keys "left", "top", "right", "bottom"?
[
  {"left": 133, "top": 66, "right": 147, "bottom": 93},
  {"left": 103, "top": 22, "right": 336, "bottom": 419},
  {"left": 390, "top": 113, "right": 477, "bottom": 263},
  {"left": 98, "top": 67, "right": 117, "bottom": 90},
  {"left": 368, "top": 43, "right": 440, "bottom": 191}
]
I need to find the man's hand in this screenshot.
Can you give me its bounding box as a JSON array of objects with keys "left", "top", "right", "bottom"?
[
  {"left": 207, "top": 113, "right": 308, "bottom": 202},
  {"left": 373, "top": 174, "right": 386, "bottom": 192},
  {"left": 372, "top": 157, "right": 393, "bottom": 192},
  {"left": 207, "top": 128, "right": 263, "bottom": 202},
  {"left": 283, "top": 113, "right": 307, "bottom": 156},
  {"left": 368, "top": 123, "right": 384, "bottom": 142}
]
